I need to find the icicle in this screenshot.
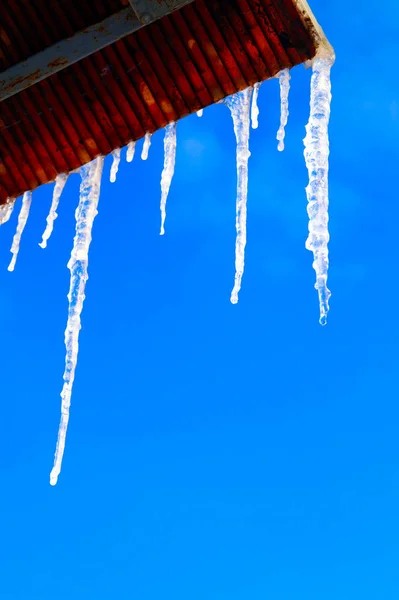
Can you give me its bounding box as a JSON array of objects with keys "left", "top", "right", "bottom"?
[
  {"left": 8, "top": 191, "right": 32, "bottom": 272},
  {"left": 225, "top": 88, "right": 252, "bottom": 304},
  {"left": 304, "top": 56, "right": 334, "bottom": 326},
  {"left": 276, "top": 69, "right": 291, "bottom": 151},
  {"left": 39, "top": 174, "right": 68, "bottom": 249},
  {"left": 160, "top": 122, "right": 177, "bottom": 236},
  {"left": 197, "top": 109, "right": 203, "bottom": 117},
  {"left": 251, "top": 82, "right": 261, "bottom": 129},
  {"left": 110, "top": 148, "right": 121, "bottom": 183},
  {"left": 141, "top": 132, "right": 152, "bottom": 160},
  {"left": 126, "top": 141, "right": 136, "bottom": 163},
  {"left": 50, "top": 156, "right": 104, "bottom": 486},
  {"left": 0, "top": 198, "right": 15, "bottom": 225}
]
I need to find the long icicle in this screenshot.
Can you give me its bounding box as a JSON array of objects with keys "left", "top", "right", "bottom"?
[
  {"left": 225, "top": 88, "right": 252, "bottom": 304},
  {"left": 50, "top": 156, "right": 104, "bottom": 486},
  {"left": 39, "top": 174, "right": 68, "bottom": 249},
  {"left": 160, "top": 122, "right": 177, "bottom": 236},
  {"left": 141, "top": 132, "right": 152, "bottom": 160},
  {"left": 110, "top": 148, "right": 121, "bottom": 183},
  {"left": 251, "top": 82, "right": 261, "bottom": 129},
  {"left": 0, "top": 198, "right": 15, "bottom": 225},
  {"left": 8, "top": 191, "right": 33, "bottom": 272},
  {"left": 304, "top": 56, "right": 334, "bottom": 325},
  {"left": 126, "top": 141, "right": 136, "bottom": 163},
  {"left": 276, "top": 69, "right": 291, "bottom": 151}
]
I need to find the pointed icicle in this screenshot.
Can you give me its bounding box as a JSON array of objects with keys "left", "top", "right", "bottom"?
[
  {"left": 251, "top": 82, "right": 261, "bottom": 129},
  {"left": 8, "top": 191, "right": 32, "bottom": 272},
  {"left": 50, "top": 156, "right": 104, "bottom": 486},
  {"left": 225, "top": 88, "right": 252, "bottom": 304},
  {"left": 160, "top": 122, "right": 177, "bottom": 236},
  {"left": 0, "top": 198, "right": 15, "bottom": 225},
  {"left": 110, "top": 148, "right": 121, "bottom": 183},
  {"left": 276, "top": 69, "right": 291, "bottom": 151},
  {"left": 39, "top": 174, "right": 68, "bottom": 249},
  {"left": 197, "top": 109, "right": 203, "bottom": 117},
  {"left": 126, "top": 141, "right": 136, "bottom": 163},
  {"left": 141, "top": 132, "right": 152, "bottom": 160},
  {"left": 304, "top": 56, "right": 334, "bottom": 326}
]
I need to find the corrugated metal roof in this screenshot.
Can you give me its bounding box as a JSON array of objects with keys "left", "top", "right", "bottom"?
[{"left": 0, "top": 0, "right": 320, "bottom": 204}]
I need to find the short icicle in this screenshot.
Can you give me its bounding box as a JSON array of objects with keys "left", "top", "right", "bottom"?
[
  {"left": 225, "top": 87, "right": 252, "bottom": 304},
  {"left": 303, "top": 56, "right": 334, "bottom": 325},
  {"left": 276, "top": 69, "right": 291, "bottom": 151},
  {"left": 126, "top": 141, "right": 136, "bottom": 163},
  {"left": 160, "top": 122, "right": 177, "bottom": 235},
  {"left": 8, "top": 191, "right": 33, "bottom": 272},
  {"left": 39, "top": 174, "right": 68, "bottom": 249},
  {"left": 141, "top": 132, "right": 152, "bottom": 160},
  {"left": 0, "top": 198, "right": 15, "bottom": 225},
  {"left": 251, "top": 82, "right": 261, "bottom": 129},
  {"left": 110, "top": 148, "right": 121, "bottom": 183},
  {"left": 50, "top": 156, "right": 104, "bottom": 486},
  {"left": 197, "top": 109, "right": 203, "bottom": 117}
]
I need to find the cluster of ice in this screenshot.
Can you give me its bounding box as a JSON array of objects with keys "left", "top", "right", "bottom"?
[{"left": 0, "top": 53, "right": 333, "bottom": 483}]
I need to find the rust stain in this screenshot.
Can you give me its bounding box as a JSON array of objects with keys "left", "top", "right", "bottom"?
[{"left": 47, "top": 56, "right": 69, "bottom": 69}]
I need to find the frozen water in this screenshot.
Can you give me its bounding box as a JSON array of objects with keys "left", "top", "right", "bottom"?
[
  {"left": 277, "top": 69, "right": 291, "bottom": 151},
  {"left": 110, "top": 148, "right": 121, "bottom": 183},
  {"left": 160, "top": 122, "right": 177, "bottom": 236},
  {"left": 50, "top": 156, "right": 104, "bottom": 486},
  {"left": 251, "top": 82, "right": 261, "bottom": 129},
  {"left": 39, "top": 173, "right": 68, "bottom": 249},
  {"left": 8, "top": 191, "right": 32, "bottom": 272},
  {"left": 126, "top": 141, "right": 136, "bottom": 163},
  {"left": 225, "top": 88, "right": 252, "bottom": 304},
  {"left": 141, "top": 132, "right": 152, "bottom": 160},
  {"left": 0, "top": 199, "right": 15, "bottom": 225},
  {"left": 304, "top": 56, "right": 334, "bottom": 325}
]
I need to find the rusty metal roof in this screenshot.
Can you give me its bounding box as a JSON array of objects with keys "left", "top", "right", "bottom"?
[{"left": 0, "top": 0, "right": 327, "bottom": 204}]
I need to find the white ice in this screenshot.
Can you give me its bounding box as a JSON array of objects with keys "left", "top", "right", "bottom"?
[
  {"left": 50, "top": 156, "right": 104, "bottom": 486},
  {"left": 126, "top": 141, "right": 136, "bottom": 163},
  {"left": 110, "top": 148, "right": 121, "bottom": 183},
  {"left": 251, "top": 82, "right": 261, "bottom": 129},
  {"left": 160, "top": 122, "right": 177, "bottom": 236},
  {"left": 39, "top": 173, "right": 68, "bottom": 249},
  {"left": 0, "top": 199, "right": 15, "bottom": 225},
  {"left": 197, "top": 109, "right": 203, "bottom": 117},
  {"left": 225, "top": 87, "right": 252, "bottom": 304},
  {"left": 276, "top": 69, "right": 291, "bottom": 151},
  {"left": 141, "top": 132, "right": 152, "bottom": 160},
  {"left": 8, "top": 191, "right": 33, "bottom": 272},
  {"left": 303, "top": 56, "right": 334, "bottom": 325}
]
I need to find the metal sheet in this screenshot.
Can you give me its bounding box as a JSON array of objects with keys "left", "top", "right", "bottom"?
[{"left": 0, "top": 0, "right": 325, "bottom": 204}]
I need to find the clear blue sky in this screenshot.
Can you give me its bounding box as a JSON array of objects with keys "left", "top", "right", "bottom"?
[{"left": 1, "top": 1, "right": 399, "bottom": 598}]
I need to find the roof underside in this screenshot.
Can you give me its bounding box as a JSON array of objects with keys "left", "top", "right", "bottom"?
[{"left": 0, "top": 0, "right": 319, "bottom": 204}]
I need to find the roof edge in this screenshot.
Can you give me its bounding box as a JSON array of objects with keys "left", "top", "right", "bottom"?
[{"left": 293, "top": 0, "right": 334, "bottom": 61}]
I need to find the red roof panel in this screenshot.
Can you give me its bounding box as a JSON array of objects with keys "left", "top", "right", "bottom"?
[{"left": 0, "top": 0, "right": 318, "bottom": 204}]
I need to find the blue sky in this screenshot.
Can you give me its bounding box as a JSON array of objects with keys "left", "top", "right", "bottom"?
[{"left": 1, "top": 1, "right": 399, "bottom": 598}]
